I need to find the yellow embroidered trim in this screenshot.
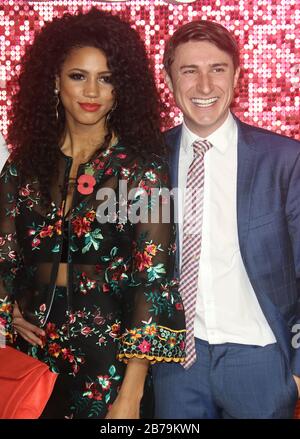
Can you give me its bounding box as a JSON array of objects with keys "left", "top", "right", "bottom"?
[
  {"left": 117, "top": 352, "right": 186, "bottom": 365},
  {"left": 120, "top": 326, "right": 186, "bottom": 339},
  {"left": 157, "top": 326, "right": 186, "bottom": 333}
]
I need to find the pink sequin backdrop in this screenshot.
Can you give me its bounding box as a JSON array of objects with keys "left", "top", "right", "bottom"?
[{"left": 0, "top": 0, "right": 299, "bottom": 139}]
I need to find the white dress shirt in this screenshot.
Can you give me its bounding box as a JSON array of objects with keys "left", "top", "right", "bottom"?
[
  {"left": 178, "top": 112, "right": 276, "bottom": 346},
  {"left": 0, "top": 133, "right": 8, "bottom": 171}
]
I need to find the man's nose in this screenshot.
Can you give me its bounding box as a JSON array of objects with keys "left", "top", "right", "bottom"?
[{"left": 196, "top": 73, "right": 213, "bottom": 95}]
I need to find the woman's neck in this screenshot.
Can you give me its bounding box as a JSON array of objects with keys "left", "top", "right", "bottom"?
[{"left": 60, "top": 124, "right": 108, "bottom": 161}]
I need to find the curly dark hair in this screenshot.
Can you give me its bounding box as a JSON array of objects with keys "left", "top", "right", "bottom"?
[{"left": 8, "top": 8, "right": 165, "bottom": 205}]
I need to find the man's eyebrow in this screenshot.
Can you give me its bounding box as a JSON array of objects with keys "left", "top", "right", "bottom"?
[
  {"left": 210, "top": 63, "right": 229, "bottom": 68},
  {"left": 179, "top": 64, "right": 198, "bottom": 70},
  {"left": 179, "top": 62, "right": 229, "bottom": 70}
]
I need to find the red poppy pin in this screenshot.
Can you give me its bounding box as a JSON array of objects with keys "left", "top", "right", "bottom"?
[{"left": 77, "top": 174, "right": 96, "bottom": 195}]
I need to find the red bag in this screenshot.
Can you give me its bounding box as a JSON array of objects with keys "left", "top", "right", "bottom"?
[{"left": 0, "top": 345, "right": 58, "bottom": 419}]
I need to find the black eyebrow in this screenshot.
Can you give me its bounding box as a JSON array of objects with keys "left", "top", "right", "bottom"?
[{"left": 67, "top": 68, "right": 112, "bottom": 75}]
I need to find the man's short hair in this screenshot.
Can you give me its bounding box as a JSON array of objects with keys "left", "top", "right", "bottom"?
[{"left": 163, "top": 20, "right": 240, "bottom": 76}]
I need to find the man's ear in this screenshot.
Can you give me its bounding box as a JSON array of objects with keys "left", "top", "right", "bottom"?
[
  {"left": 233, "top": 66, "right": 240, "bottom": 89},
  {"left": 163, "top": 69, "right": 174, "bottom": 93}
]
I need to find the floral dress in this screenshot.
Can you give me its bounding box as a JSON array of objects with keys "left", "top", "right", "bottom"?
[{"left": 0, "top": 141, "right": 186, "bottom": 418}]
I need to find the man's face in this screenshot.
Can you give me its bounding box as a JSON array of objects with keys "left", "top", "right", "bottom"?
[{"left": 166, "top": 40, "right": 240, "bottom": 137}]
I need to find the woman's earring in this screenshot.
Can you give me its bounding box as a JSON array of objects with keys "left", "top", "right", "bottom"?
[
  {"left": 106, "top": 101, "right": 117, "bottom": 123},
  {"left": 54, "top": 88, "right": 60, "bottom": 120}
]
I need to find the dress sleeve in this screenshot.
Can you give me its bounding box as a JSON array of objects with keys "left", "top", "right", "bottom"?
[
  {"left": 117, "top": 157, "right": 186, "bottom": 364},
  {"left": 0, "top": 161, "right": 23, "bottom": 345}
]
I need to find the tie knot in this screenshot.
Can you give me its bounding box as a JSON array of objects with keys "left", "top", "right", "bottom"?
[{"left": 192, "top": 139, "right": 213, "bottom": 157}]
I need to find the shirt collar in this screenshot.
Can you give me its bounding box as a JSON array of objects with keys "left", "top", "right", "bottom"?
[
  {"left": 181, "top": 112, "right": 237, "bottom": 154},
  {"left": 181, "top": 120, "right": 199, "bottom": 154}
]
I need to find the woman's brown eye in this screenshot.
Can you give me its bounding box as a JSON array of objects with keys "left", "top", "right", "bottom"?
[{"left": 69, "top": 73, "right": 84, "bottom": 80}]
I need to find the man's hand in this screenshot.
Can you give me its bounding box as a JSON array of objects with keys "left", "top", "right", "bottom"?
[{"left": 12, "top": 301, "right": 45, "bottom": 346}]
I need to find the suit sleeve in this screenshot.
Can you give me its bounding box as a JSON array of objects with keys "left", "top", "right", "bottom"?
[{"left": 285, "top": 151, "right": 300, "bottom": 376}]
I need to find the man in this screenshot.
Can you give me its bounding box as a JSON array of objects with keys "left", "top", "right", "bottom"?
[
  {"left": 0, "top": 132, "right": 8, "bottom": 170},
  {"left": 152, "top": 20, "right": 300, "bottom": 419}
]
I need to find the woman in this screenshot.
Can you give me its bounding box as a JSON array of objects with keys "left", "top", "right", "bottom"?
[{"left": 0, "top": 9, "right": 185, "bottom": 419}]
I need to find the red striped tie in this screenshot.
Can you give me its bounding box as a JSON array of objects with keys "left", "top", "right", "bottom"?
[{"left": 180, "top": 139, "right": 213, "bottom": 369}]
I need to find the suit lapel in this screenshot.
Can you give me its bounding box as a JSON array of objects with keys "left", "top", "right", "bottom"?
[
  {"left": 166, "top": 125, "right": 181, "bottom": 190},
  {"left": 165, "top": 125, "right": 182, "bottom": 274},
  {"left": 236, "top": 119, "right": 258, "bottom": 253}
]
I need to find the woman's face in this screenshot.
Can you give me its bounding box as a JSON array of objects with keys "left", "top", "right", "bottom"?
[{"left": 56, "top": 46, "right": 115, "bottom": 131}]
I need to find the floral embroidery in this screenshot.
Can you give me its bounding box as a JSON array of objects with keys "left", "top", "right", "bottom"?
[
  {"left": 0, "top": 297, "right": 14, "bottom": 345},
  {"left": 72, "top": 212, "right": 95, "bottom": 238},
  {"left": 70, "top": 211, "right": 103, "bottom": 254},
  {"left": 144, "top": 170, "right": 157, "bottom": 183},
  {"left": 106, "top": 321, "right": 121, "bottom": 339},
  {"left": 98, "top": 375, "right": 111, "bottom": 391},
  {"left": 17, "top": 183, "right": 40, "bottom": 211},
  {"left": 0, "top": 233, "right": 18, "bottom": 263},
  {"left": 27, "top": 220, "right": 63, "bottom": 251},
  {"left": 71, "top": 365, "right": 121, "bottom": 417},
  {"left": 78, "top": 272, "right": 97, "bottom": 295},
  {"left": 118, "top": 322, "right": 185, "bottom": 364},
  {"left": 133, "top": 240, "right": 162, "bottom": 272},
  {"left": 100, "top": 247, "right": 129, "bottom": 296},
  {"left": 116, "top": 153, "right": 127, "bottom": 160},
  {"left": 120, "top": 167, "right": 130, "bottom": 178},
  {"left": 84, "top": 381, "right": 103, "bottom": 401},
  {"left": 138, "top": 340, "right": 151, "bottom": 353},
  {"left": 146, "top": 278, "right": 182, "bottom": 319},
  {"left": 19, "top": 184, "right": 33, "bottom": 197}
]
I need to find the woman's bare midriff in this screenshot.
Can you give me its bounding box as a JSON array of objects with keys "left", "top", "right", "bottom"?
[{"left": 55, "top": 263, "right": 68, "bottom": 286}]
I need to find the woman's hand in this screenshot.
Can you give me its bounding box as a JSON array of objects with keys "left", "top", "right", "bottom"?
[
  {"left": 12, "top": 301, "right": 45, "bottom": 346},
  {"left": 105, "top": 394, "right": 140, "bottom": 419},
  {"left": 105, "top": 357, "right": 149, "bottom": 419},
  {"left": 293, "top": 375, "right": 300, "bottom": 399}
]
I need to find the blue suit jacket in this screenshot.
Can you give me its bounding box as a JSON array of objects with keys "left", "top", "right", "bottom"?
[{"left": 166, "top": 117, "right": 300, "bottom": 375}]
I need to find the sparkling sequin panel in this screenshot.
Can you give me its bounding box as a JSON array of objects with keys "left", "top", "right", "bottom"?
[{"left": 0, "top": 0, "right": 299, "bottom": 138}]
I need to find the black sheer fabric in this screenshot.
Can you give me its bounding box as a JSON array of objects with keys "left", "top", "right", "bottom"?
[{"left": 0, "top": 141, "right": 185, "bottom": 418}]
